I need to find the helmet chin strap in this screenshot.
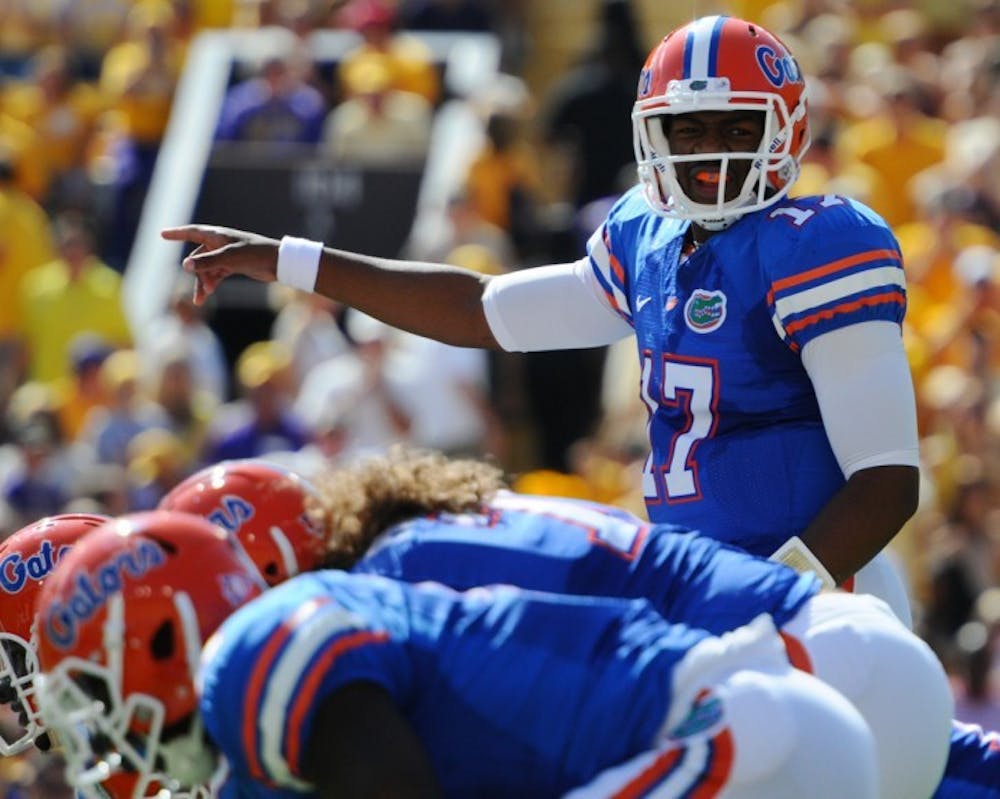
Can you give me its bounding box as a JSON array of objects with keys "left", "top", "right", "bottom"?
[{"left": 694, "top": 214, "right": 741, "bottom": 232}]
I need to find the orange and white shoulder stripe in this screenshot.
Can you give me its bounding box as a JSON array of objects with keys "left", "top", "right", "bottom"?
[
  {"left": 562, "top": 728, "right": 734, "bottom": 799},
  {"left": 767, "top": 248, "right": 905, "bottom": 350},
  {"left": 240, "top": 596, "right": 390, "bottom": 788},
  {"left": 587, "top": 225, "right": 633, "bottom": 323}
]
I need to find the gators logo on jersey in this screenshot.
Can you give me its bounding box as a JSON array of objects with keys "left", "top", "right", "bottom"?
[
  {"left": 669, "top": 688, "right": 725, "bottom": 739},
  {"left": 685, "top": 289, "right": 727, "bottom": 333}
]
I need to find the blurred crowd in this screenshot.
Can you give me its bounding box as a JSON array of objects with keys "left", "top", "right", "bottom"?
[{"left": 0, "top": 0, "right": 999, "bottom": 791}]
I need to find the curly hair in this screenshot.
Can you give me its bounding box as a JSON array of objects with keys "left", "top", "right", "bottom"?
[{"left": 310, "top": 446, "right": 507, "bottom": 569}]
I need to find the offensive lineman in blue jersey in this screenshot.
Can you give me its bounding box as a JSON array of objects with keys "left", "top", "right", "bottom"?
[
  {"left": 33, "top": 511, "right": 881, "bottom": 799},
  {"left": 164, "top": 13, "right": 917, "bottom": 612},
  {"left": 305, "top": 447, "right": 948, "bottom": 799},
  {"left": 156, "top": 452, "right": 949, "bottom": 797}
]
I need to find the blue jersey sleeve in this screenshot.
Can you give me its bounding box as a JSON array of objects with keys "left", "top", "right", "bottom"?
[
  {"left": 760, "top": 196, "right": 905, "bottom": 352},
  {"left": 934, "top": 722, "right": 1000, "bottom": 798},
  {"left": 198, "top": 575, "right": 407, "bottom": 793},
  {"left": 587, "top": 217, "right": 634, "bottom": 323},
  {"left": 587, "top": 186, "right": 679, "bottom": 326}
]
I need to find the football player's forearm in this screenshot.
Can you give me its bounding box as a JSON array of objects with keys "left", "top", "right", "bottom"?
[
  {"left": 798, "top": 464, "right": 919, "bottom": 584},
  {"left": 164, "top": 224, "right": 500, "bottom": 349},
  {"left": 314, "top": 248, "right": 500, "bottom": 350}
]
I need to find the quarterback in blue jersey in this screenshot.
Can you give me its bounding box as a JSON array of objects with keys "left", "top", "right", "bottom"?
[
  {"left": 165, "top": 13, "right": 917, "bottom": 611},
  {"left": 33, "top": 511, "right": 880, "bottom": 799}
]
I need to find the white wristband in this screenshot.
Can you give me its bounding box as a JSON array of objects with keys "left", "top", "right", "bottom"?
[
  {"left": 276, "top": 236, "right": 323, "bottom": 293},
  {"left": 769, "top": 536, "right": 837, "bottom": 590}
]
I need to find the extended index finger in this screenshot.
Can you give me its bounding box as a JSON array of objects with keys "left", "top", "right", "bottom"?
[{"left": 161, "top": 225, "right": 234, "bottom": 247}]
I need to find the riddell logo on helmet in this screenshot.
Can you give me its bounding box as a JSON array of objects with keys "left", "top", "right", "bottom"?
[
  {"left": 637, "top": 68, "right": 653, "bottom": 98},
  {"left": 43, "top": 540, "right": 166, "bottom": 650},
  {"left": 0, "top": 542, "right": 73, "bottom": 594},
  {"left": 755, "top": 45, "right": 802, "bottom": 88}
]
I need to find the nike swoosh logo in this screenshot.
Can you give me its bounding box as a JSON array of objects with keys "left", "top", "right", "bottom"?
[{"left": 636, "top": 296, "right": 653, "bottom": 312}]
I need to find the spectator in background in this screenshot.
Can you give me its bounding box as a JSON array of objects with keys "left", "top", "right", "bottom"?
[
  {"left": 15, "top": 750, "right": 73, "bottom": 799},
  {"left": 147, "top": 345, "right": 216, "bottom": 465},
  {"left": 398, "top": 0, "right": 496, "bottom": 33},
  {"left": 836, "top": 65, "right": 947, "bottom": 228},
  {"left": 203, "top": 340, "right": 310, "bottom": 462},
  {"left": 921, "top": 461, "right": 1000, "bottom": 663},
  {"left": 406, "top": 187, "right": 517, "bottom": 270},
  {"left": 293, "top": 311, "right": 412, "bottom": 459},
  {"left": 0, "top": 383, "right": 72, "bottom": 528},
  {"left": 53, "top": 333, "right": 112, "bottom": 441},
  {"left": 215, "top": 52, "right": 327, "bottom": 145},
  {"left": 17, "top": 211, "right": 130, "bottom": 385},
  {"left": 0, "top": 1, "right": 47, "bottom": 79},
  {"left": 336, "top": 0, "right": 440, "bottom": 105},
  {"left": 143, "top": 272, "right": 228, "bottom": 404},
  {"left": 394, "top": 328, "right": 501, "bottom": 459},
  {"left": 463, "top": 109, "right": 541, "bottom": 257},
  {"left": 125, "top": 426, "right": 189, "bottom": 509},
  {"left": 0, "top": 148, "right": 56, "bottom": 401},
  {"left": 77, "top": 348, "right": 168, "bottom": 466},
  {"left": 183, "top": 0, "right": 237, "bottom": 32},
  {"left": 268, "top": 285, "right": 351, "bottom": 393},
  {"left": 51, "top": 0, "right": 130, "bottom": 80},
  {"left": 321, "top": 57, "right": 432, "bottom": 165},
  {"left": 1, "top": 419, "right": 68, "bottom": 526},
  {"left": 96, "top": 0, "right": 184, "bottom": 268},
  {"left": 950, "top": 617, "right": 1000, "bottom": 734},
  {"left": 0, "top": 119, "right": 47, "bottom": 208},
  {"left": 1, "top": 45, "right": 105, "bottom": 211},
  {"left": 540, "top": 0, "right": 646, "bottom": 211}
]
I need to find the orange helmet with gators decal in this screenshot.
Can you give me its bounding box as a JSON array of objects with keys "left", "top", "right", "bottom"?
[
  {"left": 633, "top": 15, "right": 810, "bottom": 229},
  {"left": 0, "top": 513, "right": 108, "bottom": 754},
  {"left": 34, "top": 511, "right": 265, "bottom": 799},
  {"left": 159, "top": 459, "right": 327, "bottom": 586}
]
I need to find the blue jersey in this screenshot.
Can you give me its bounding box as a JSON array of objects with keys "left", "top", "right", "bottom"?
[
  {"left": 199, "top": 570, "right": 722, "bottom": 799},
  {"left": 933, "top": 722, "right": 1000, "bottom": 799},
  {"left": 588, "top": 188, "right": 905, "bottom": 556},
  {"left": 354, "top": 491, "right": 819, "bottom": 634}
]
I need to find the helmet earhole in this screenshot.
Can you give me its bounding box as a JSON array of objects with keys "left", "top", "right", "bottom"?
[
  {"left": 146, "top": 536, "right": 178, "bottom": 555},
  {"left": 151, "top": 620, "right": 175, "bottom": 660}
]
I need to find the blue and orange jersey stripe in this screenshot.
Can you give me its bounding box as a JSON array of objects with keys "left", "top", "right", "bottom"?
[
  {"left": 588, "top": 225, "right": 634, "bottom": 323},
  {"left": 766, "top": 248, "right": 903, "bottom": 306},
  {"left": 768, "top": 247, "right": 905, "bottom": 349},
  {"left": 282, "top": 628, "right": 390, "bottom": 777},
  {"left": 240, "top": 600, "right": 329, "bottom": 783},
  {"left": 609, "top": 728, "right": 734, "bottom": 798}
]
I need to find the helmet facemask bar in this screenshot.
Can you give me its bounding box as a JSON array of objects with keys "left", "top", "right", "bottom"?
[
  {"left": 0, "top": 632, "right": 43, "bottom": 754},
  {"left": 35, "top": 592, "right": 218, "bottom": 799},
  {"left": 633, "top": 84, "right": 809, "bottom": 229},
  {"left": 35, "top": 658, "right": 176, "bottom": 799}
]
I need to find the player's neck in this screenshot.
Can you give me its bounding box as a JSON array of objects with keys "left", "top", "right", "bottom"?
[{"left": 688, "top": 224, "right": 713, "bottom": 246}]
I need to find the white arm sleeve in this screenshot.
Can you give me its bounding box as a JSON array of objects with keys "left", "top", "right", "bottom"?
[
  {"left": 801, "top": 320, "right": 919, "bottom": 478},
  {"left": 482, "top": 258, "right": 634, "bottom": 352}
]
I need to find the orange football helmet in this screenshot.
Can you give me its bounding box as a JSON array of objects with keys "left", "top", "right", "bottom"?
[
  {"left": 0, "top": 512, "right": 108, "bottom": 754},
  {"left": 633, "top": 15, "right": 810, "bottom": 229},
  {"left": 33, "top": 511, "right": 265, "bottom": 799},
  {"left": 159, "top": 459, "right": 327, "bottom": 586}
]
